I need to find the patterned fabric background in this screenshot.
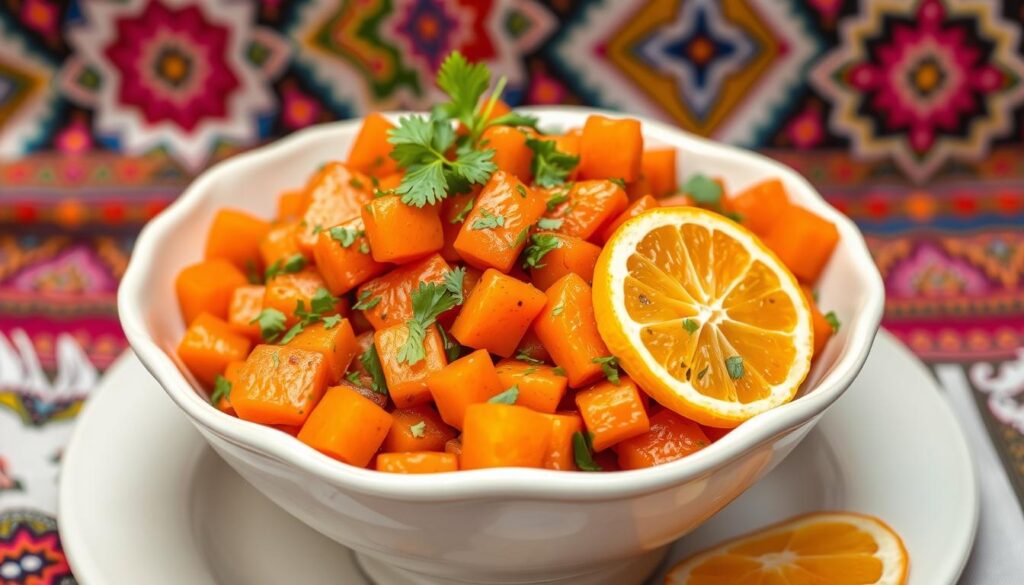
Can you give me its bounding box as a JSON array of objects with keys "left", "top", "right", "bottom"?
[{"left": 1, "top": 1, "right": 1023, "bottom": 582}]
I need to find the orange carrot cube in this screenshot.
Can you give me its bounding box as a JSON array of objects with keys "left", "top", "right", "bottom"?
[
  {"left": 460, "top": 403, "right": 553, "bottom": 469},
  {"left": 528, "top": 233, "right": 601, "bottom": 291},
  {"left": 450, "top": 269, "right": 546, "bottom": 357},
  {"left": 495, "top": 360, "right": 567, "bottom": 414},
  {"left": 376, "top": 452, "right": 458, "bottom": 473},
  {"left": 297, "top": 162, "right": 373, "bottom": 253},
  {"left": 204, "top": 209, "right": 271, "bottom": 272},
  {"left": 298, "top": 385, "right": 393, "bottom": 467},
  {"left": 361, "top": 195, "right": 443, "bottom": 263},
  {"left": 532, "top": 273, "right": 611, "bottom": 388},
  {"left": 262, "top": 269, "right": 340, "bottom": 325},
  {"left": 175, "top": 259, "right": 248, "bottom": 325},
  {"left": 177, "top": 313, "right": 252, "bottom": 387},
  {"left": 453, "top": 171, "right": 547, "bottom": 272},
  {"left": 374, "top": 323, "right": 448, "bottom": 408},
  {"left": 259, "top": 221, "right": 306, "bottom": 268},
  {"left": 575, "top": 377, "right": 651, "bottom": 452},
  {"left": 215, "top": 360, "right": 246, "bottom": 415},
  {"left": 356, "top": 254, "right": 451, "bottom": 330},
  {"left": 231, "top": 345, "right": 328, "bottom": 426},
  {"left": 276, "top": 189, "right": 306, "bottom": 222},
  {"left": 382, "top": 405, "right": 457, "bottom": 453},
  {"left": 482, "top": 125, "right": 533, "bottom": 182},
  {"left": 614, "top": 410, "right": 709, "bottom": 470},
  {"left": 284, "top": 319, "right": 358, "bottom": 384},
  {"left": 578, "top": 115, "right": 643, "bottom": 182},
  {"left": 227, "top": 284, "right": 265, "bottom": 341},
  {"left": 426, "top": 349, "right": 505, "bottom": 429},
  {"left": 542, "top": 412, "right": 583, "bottom": 471},
  {"left": 763, "top": 205, "right": 840, "bottom": 284},
  {"left": 439, "top": 190, "right": 479, "bottom": 262},
  {"left": 728, "top": 178, "right": 791, "bottom": 237},
  {"left": 346, "top": 112, "right": 398, "bottom": 177},
  {"left": 641, "top": 148, "right": 677, "bottom": 197},
  {"left": 544, "top": 180, "right": 628, "bottom": 241},
  {"left": 313, "top": 217, "right": 389, "bottom": 295}
]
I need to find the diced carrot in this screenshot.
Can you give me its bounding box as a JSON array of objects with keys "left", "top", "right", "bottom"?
[
  {"left": 542, "top": 412, "right": 583, "bottom": 471},
  {"left": 259, "top": 221, "right": 306, "bottom": 268},
  {"left": 544, "top": 180, "right": 628, "bottom": 241},
  {"left": 514, "top": 329, "right": 551, "bottom": 363},
  {"left": 231, "top": 345, "right": 328, "bottom": 426},
  {"left": 426, "top": 349, "right": 505, "bottom": 429},
  {"left": 598, "top": 195, "right": 659, "bottom": 243},
  {"left": 356, "top": 254, "right": 451, "bottom": 330},
  {"left": 376, "top": 452, "right": 458, "bottom": 473},
  {"left": 658, "top": 193, "right": 694, "bottom": 207},
  {"left": 175, "top": 259, "right": 248, "bottom": 325},
  {"left": 313, "top": 217, "right": 389, "bottom": 296},
  {"left": 339, "top": 378, "right": 389, "bottom": 410},
  {"left": 578, "top": 115, "right": 643, "bottom": 182},
  {"left": 641, "top": 148, "right": 677, "bottom": 197},
  {"left": 495, "top": 360, "right": 567, "bottom": 414},
  {"left": 626, "top": 175, "right": 651, "bottom": 201},
  {"left": 528, "top": 232, "right": 601, "bottom": 291},
  {"left": 227, "top": 284, "right": 265, "bottom": 341},
  {"left": 453, "top": 171, "right": 547, "bottom": 272},
  {"left": 382, "top": 405, "right": 456, "bottom": 453},
  {"left": 482, "top": 125, "right": 533, "bottom": 182},
  {"left": 361, "top": 195, "right": 443, "bottom": 263},
  {"left": 262, "top": 269, "right": 340, "bottom": 325},
  {"left": 374, "top": 324, "right": 448, "bottom": 408},
  {"left": 284, "top": 319, "right": 357, "bottom": 384},
  {"left": 276, "top": 189, "right": 306, "bottom": 222},
  {"left": 575, "top": 377, "right": 651, "bottom": 451},
  {"left": 346, "top": 112, "right": 398, "bottom": 177},
  {"left": 298, "top": 385, "right": 393, "bottom": 467},
  {"left": 204, "top": 209, "right": 271, "bottom": 272},
  {"left": 216, "top": 360, "right": 245, "bottom": 415},
  {"left": 614, "top": 409, "right": 709, "bottom": 470},
  {"left": 802, "top": 286, "right": 834, "bottom": 357},
  {"left": 177, "top": 313, "right": 252, "bottom": 387},
  {"left": 702, "top": 425, "right": 732, "bottom": 442},
  {"left": 377, "top": 172, "right": 403, "bottom": 191},
  {"left": 439, "top": 190, "right": 478, "bottom": 262},
  {"left": 450, "top": 269, "right": 546, "bottom": 357},
  {"left": 460, "top": 403, "right": 553, "bottom": 469},
  {"left": 297, "top": 162, "right": 373, "bottom": 253},
  {"left": 532, "top": 273, "right": 611, "bottom": 388},
  {"left": 763, "top": 205, "right": 840, "bottom": 284},
  {"left": 728, "top": 178, "right": 791, "bottom": 237}
]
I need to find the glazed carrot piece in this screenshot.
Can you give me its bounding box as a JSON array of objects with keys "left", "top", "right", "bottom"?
[
  {"left": 453, "top": 171, "right": 547, "bottom": 272},
  {"left": 514, "top": 329, "right": 551, "bottom": 363},
  {"left": 575, "top": 377, "right": 651, "bottom": 452},
  {"left": 175, "top": 259, "right": 248, "bottom": 325},
  {"left": 728, "top": 178, "right": 791, "bottom": 237},
  {"left": 374, "top": 324, "right": 448, "bottom": 408},
  {"left": 204, "top": 209, "right": 271, "bottom": 272},
  {"left": 598, "top": 195, "right": 659, "bottom": 243},
  {"left": 426, "top": 349, "right": 505, "bottom": 429},
  {"left": 542, "top": 412, "right": 583, "bottom": 471},
  {"left": 658, "top": 193, "right": 694, "bottom": 207},
  {"left": 802, "top": 287, "right": 834, "bottom": 357},
  {"left": 532, "top": 273, "right": 611, "bottom": 388},
  {"left": 449, "top": 269, "right": 547, "bottom": 357},
  {"left": 614, "top": 410, "right": 708, "bottom": 470},
  {"left": 262, "top": 269, "right": 343, "bottom": 325},
  {"left": 544, "top": 180, "right": 628, "bottom": 241},
  {"left": 356, "top": 254, "right": 451, "bottom": 330},
  {"left": 626, "top": 175, "right": 651, "bottom": 201},
  {"left": 376, "top": 452, "right": 458, "bottom": 474},
  {"left": 439, "top": 190, "right": 479, "bottom": 262},
  {"left": 298, "top": 385, "right": 393, "bottom": 467},
  {"left": 382, "top": 405, "right": 457, "bottom": 453},
  {"left": 284, "top": 319, "right": 358, "bottom": 384},
  {"left": 361, "top": 195, "right": 443, "bottom": 263},
  {"left": 296, "top": 162, "right": 373, "bottom": 253},
  {"left": 641, "top": 148, "right": 677, "bottom": 198},
  {"left": 578, "top": 115, "right": 643, "bottom": 182},
  {"left": 763, "top": 205, "right": 840, "bottom": 284},
  {"left": 227, "top": 284, "right": 265, "bottom": 341},
  {"left": 313, "top": 217, "right": 389, "bottom": 295},
  {"left": 259, "top": 221, "right": 306, "bottom": 268},
  {"left": 495, "top": 360, "right": 567, "bottom": 414},
  {"left": 460, "top": 403, "right": 553, "bottom": 470},
  {"left": 276, "top": 189, "right": 306, "bottom": 222},
  {"left": 528, "top": 232, "right": 601, "bottom": 291},
  {"left": 377, "top": 172, "right": 403, "bottom": 192},
  {"left": 346, "top": 112, "right": 398, "bottom": 177},
  {"left": 231, "top": 345, "right": 328, "bottom": 426},
  {"left": 177, "top": 313, "right": 252, "bottom": 387},
  {"left": 481, "top": 125, "right": 533, "bottom": 182},
  {"left": 215, "top": 360, "right": 245, "bottom": 415}
]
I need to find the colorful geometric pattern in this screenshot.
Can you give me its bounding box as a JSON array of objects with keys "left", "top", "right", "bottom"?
[{"left": 1, "top": 0, "right": 1024, "bottom": 578}]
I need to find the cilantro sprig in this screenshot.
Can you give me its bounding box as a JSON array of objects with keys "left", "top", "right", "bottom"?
[
  {"left": 249, "top": 288, "right": 341, "bottom": 344},
  {"left": 572, "top": 431, "right": 602, "bottom": 471},
  {"left": 488, "top": 385, "right": 519, "bottom": 404},
  {"left": 522, "top": 233, "right": 563, "bottom": 269},
  {"left": 359, "top": 345, "right": 389, "bottom": 395},
  {"left": 396, "top": 268, "right": 466, "bottom": 364},
  {"left": 526, "top": 137, "right": 579, "bottom": 187},
  {"left": 211, "top": 375, "right": 232, "bottom": 406},
  {"left": 592, "top": 355, "right": 621, "bottom": 384}
]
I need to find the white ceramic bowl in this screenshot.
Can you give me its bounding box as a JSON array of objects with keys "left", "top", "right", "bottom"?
[{"left": 118, "top": 107, "right": 884, "bottom": 585}]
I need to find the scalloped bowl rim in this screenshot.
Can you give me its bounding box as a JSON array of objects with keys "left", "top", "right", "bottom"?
[{"left": 118, "top": 106, "right": 884, "bottom": 502}]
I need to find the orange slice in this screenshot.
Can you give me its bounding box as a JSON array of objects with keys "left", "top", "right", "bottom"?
[
  {"left": 593, "top": 207, "right": 813, "bottom": 427},
  {"left": 665, "top": 512, "right": 909, "bottom": 585}
]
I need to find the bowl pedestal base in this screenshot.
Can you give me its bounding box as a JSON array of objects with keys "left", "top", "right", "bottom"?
[{"left": 354, "top": 546, "right": 668, "bottom": 585}]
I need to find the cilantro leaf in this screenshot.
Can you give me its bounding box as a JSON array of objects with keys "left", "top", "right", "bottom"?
[
  {"left": 278, "top": 322, "right": 305, "bottom": 345},
  {"left": 572, "top": 431, "right": 602, "bottom": 471},
  {"left": 345, "top": 370, "right": 361, "bottom": 385},
  {"left": 488, "top": 112, "right": 540, "bottom": 130},
  {"left": 522, "top": 233, "right": 563, "bottom": 269},
  {"left": 536, "top": 217, "right": 563, "bottom": 230},
  {"left": 683, "top": 174, "right": 723, "bottom": 206},
  {"left": 725, "top": 355, "right": 744, "bottom": 380},
  {"left": 322, "top": 314, "right": 342, "bottom": 329},
  {"left": 264, "top": 253, "right": 306, "bottom": 281},
  {"left": 552, "top": 366, "right": 566, "bottom": 376},
  {"left": 526, "top": 137, "right": 580, "bottom": 187},
  {"left": 488, "top": 385, "right": 519, "bottom": 404},
  {"left": 397, "top": 280, "right": 464, "bottom": 365},
  {"left": 824, "top": 311, "right": 841, "bottom": 333},
  {"left": 683, "top": 318, "right": 699, "bottom": 335},
  {"left": 451, "top": 197, "right": 476, "bottom": 224},
  {"left": 244, "top": 260, "right": 261, "bottom": 285},
  {"left": 353, "top": 290, "right": 381, "bottom": 311},
  {"left": 251, "top": 308, "right": 286, "bottom": 342},
  {"left": 444, "top": 266, "right": 466, "bottom": 305},
  {"left": 514, "top": 351, "right": 543, "bottom": 365},
  {"left": 436, "top": 51, "right": 490, "bottom": 129},
  {"left": 329, "top": 226, "right": 362, "bottom": 248},
  {"left": 592, "top": 355, "right": 621, "bottom": 384},
  {"left": 309, "top": 288, "right": 338, "bottom": 316},
  {"left": 359, "top": 345, "right": 389, "bottom": 395},
  {"left": 438, "top": 325, "right": 464, "bottom": 362},
  {"left": 211, "top": 375, "right": 232, "bottom": 406},
  {"left": 551, "top": 302, "right": 565, "bottom": 316},
  {"left": 546, "top": 189, "right": 570, "bottom": 211},
  {"left": 409, "top": 420, "right": 427, "bottom": 438},
  {"left": 471, "top": 209, "right": 505, "bottom": 230}
]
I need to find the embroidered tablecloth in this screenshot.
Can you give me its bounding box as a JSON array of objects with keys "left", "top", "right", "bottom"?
[{"left": 1, "top": 1, "right": 1022, "bottom": 583}]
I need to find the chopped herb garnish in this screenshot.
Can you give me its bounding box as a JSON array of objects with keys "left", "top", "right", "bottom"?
[
  {"left": 358, "top": 242, "right": 370, "bottom": 254},
  {"left": 322, "top": 314, "right": 342, "bottom": 329},
  {"left": 397, "top": 279, "right": 465, "bottom": 365},
  {"left": 264, "top": 253, "right": 307, "bottom": 281},
  {"left": 552, "top": 366, "right": 566, "bottom": 376},
  {"left": 536, "top": 217, "right": 564, "bottom": 230},
  {"left": 244, "top": 260, "right": 261, "bottom": 284},
  {"left": 488, "top": 385, "right": 519, "bottom": 404},
  {"left": 521, "top": 366, "right": 538, "bottom": 376},
  {"left": 345, "top": 370, "right": 361, "bottom": 384},
  {"left": 522, "top": 233, "right": 563, "bottom": 269},
  {"left": 546, "top": 190, "right": 570, "bottom": 211},
  {"left": 251, "top": 308, "right": 287, "bottom": 342},
  {"left": 515, "top": 351, "right": 543, "bottom": 365},
  {"left": 572, "top": 431, "right": 602, "bottom": 471},
  {"left": 353, "top": 290, "right": 382, "bottom": 311},
  {"left": 515, "top": 184, "right": 528, "bottom": 198},
  {"left": 526, "top": 137, "right": 580, "bottom": 187},
  {"left": 359, "top": 345, "right": 388, "bottom": 394},
  {"left": 824, "top": 311, "right": 841, "bottom": 333},
  {"left": 443, "top": 266, "right": 466, "bottom": 304},
  {"left": 512, "top": 227, "right": 530, "bottom": 248},
  {"left": 278, "top": 321, "right": 304, "bottom": 344},
  {"left": 211, "top": 375, "right": 232, "bottom": 406},
  {"left": 438, "top": 325, "right": 463, "bottom": 362},
  {"left": 725, "top": 355, "right": 744, "bottom": 380},
  {"left": 409, "top": 421, "right": 427, "bottom": 438},
  {"left": 471, "top": 209, "right": 505, "bottom": 230},
  {"left": 592, "top": 355, "right": 621, "bottom": 384},
  {"left": 451, "top": 196, "right": 476, "bottom": 224},
  {"left": 329, "top": 226, "right": 362, "bottom": 248},
  {"left": 350, "top": 177, "right": 364, "bottom": 189},
  {"left": 683, "top": 318, "right": 699, "bottom": 335},
  {"left": 609, "top": 177, "right": 626, "bottom": 189},
  {"left": 312, "top": 224, "right": 324, "bottom": 235},
  {"left": 683, "top": 174, "right": 723, "bottom": 206},
  {"left": 551, "top": 302, "right": 565, "bottom": 316}
]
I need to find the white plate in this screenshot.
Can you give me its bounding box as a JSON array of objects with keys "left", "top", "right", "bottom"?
[{"left": 60, "top": 331, "right": 976, "bottom": 585}]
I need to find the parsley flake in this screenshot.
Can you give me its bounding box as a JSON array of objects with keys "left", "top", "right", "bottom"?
[
  {"left": 592, "top": 356, "right": 621, "bottom": 384},
  {"left": 552, "top": 366, "right": 566, "bottom": 376},
  {"left": 514, "top": 351, "right": 543, "bottom": 365},
  {"left": 725, "top": 355, "right": 744, "bottom": 380},
  {"left": 359, "top": 345, "right": 389, "bottom": 394},
  {"left": 353, "top": 290, "right": 381, "bottom": 311},
  {"left": 683, "top": 174, "right": 723, "bottom": 206},
  {"left": 211, "top": 375, "right": 232, "bottom": 406},
  {"left": 522, "top": 233, "right": 563, "bottom": 269},
  {"left": 572, "top": 431, "right": 602, "bottom": 471},
  {"left": 345, "top": 370, "right": 361, "bottom": 384},
  {"left": 264, "top": 253, "right": 306, "bottom": 281},
  {"left": 488, "top": 386, "right": 519, "bottom": 404},
  {"left": 322, "top": 314, "right": 342, "bottom": 329},
  {"left": 329, "top": 226, "right": 362, "bottom": 248},
  {"left": 471, "top": 209, "right": 505, "bottom": 230},
  {"left": 451, "top": 196, "right": 476, "bottom": 224},
  {"left": 551, "top": 302, "right": 565, "bottom": 316},
  {"left": 251, "top": 308, "right": 287, "bottom": 342},
  {"left": 536, "top": 217, "right": 564, "bottom": 230},
  {"left": 526, "top": 137, "right": 580, "bottom": 187},
  {"left": 409, "top": 421, "right": 427, "bottom": 438},
  {"left": 609, "top": 177, "right": 626, "bottom": 189},
  {"left": 824, "top": 311, "right": 841, "bottom": 333},
  {"left": 515, "top": 184, "right": 528, "bottom": 198},
  {"left": 545, "top": 190, "right": 570, "bottom": 211}
]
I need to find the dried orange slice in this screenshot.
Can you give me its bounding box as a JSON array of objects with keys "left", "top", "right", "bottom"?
[
  {"left": 665, "top": 512, "right": 909, "bottom": 584},
  {"left": 593, "top": 207, "right": 813, "bottom": 427}
]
